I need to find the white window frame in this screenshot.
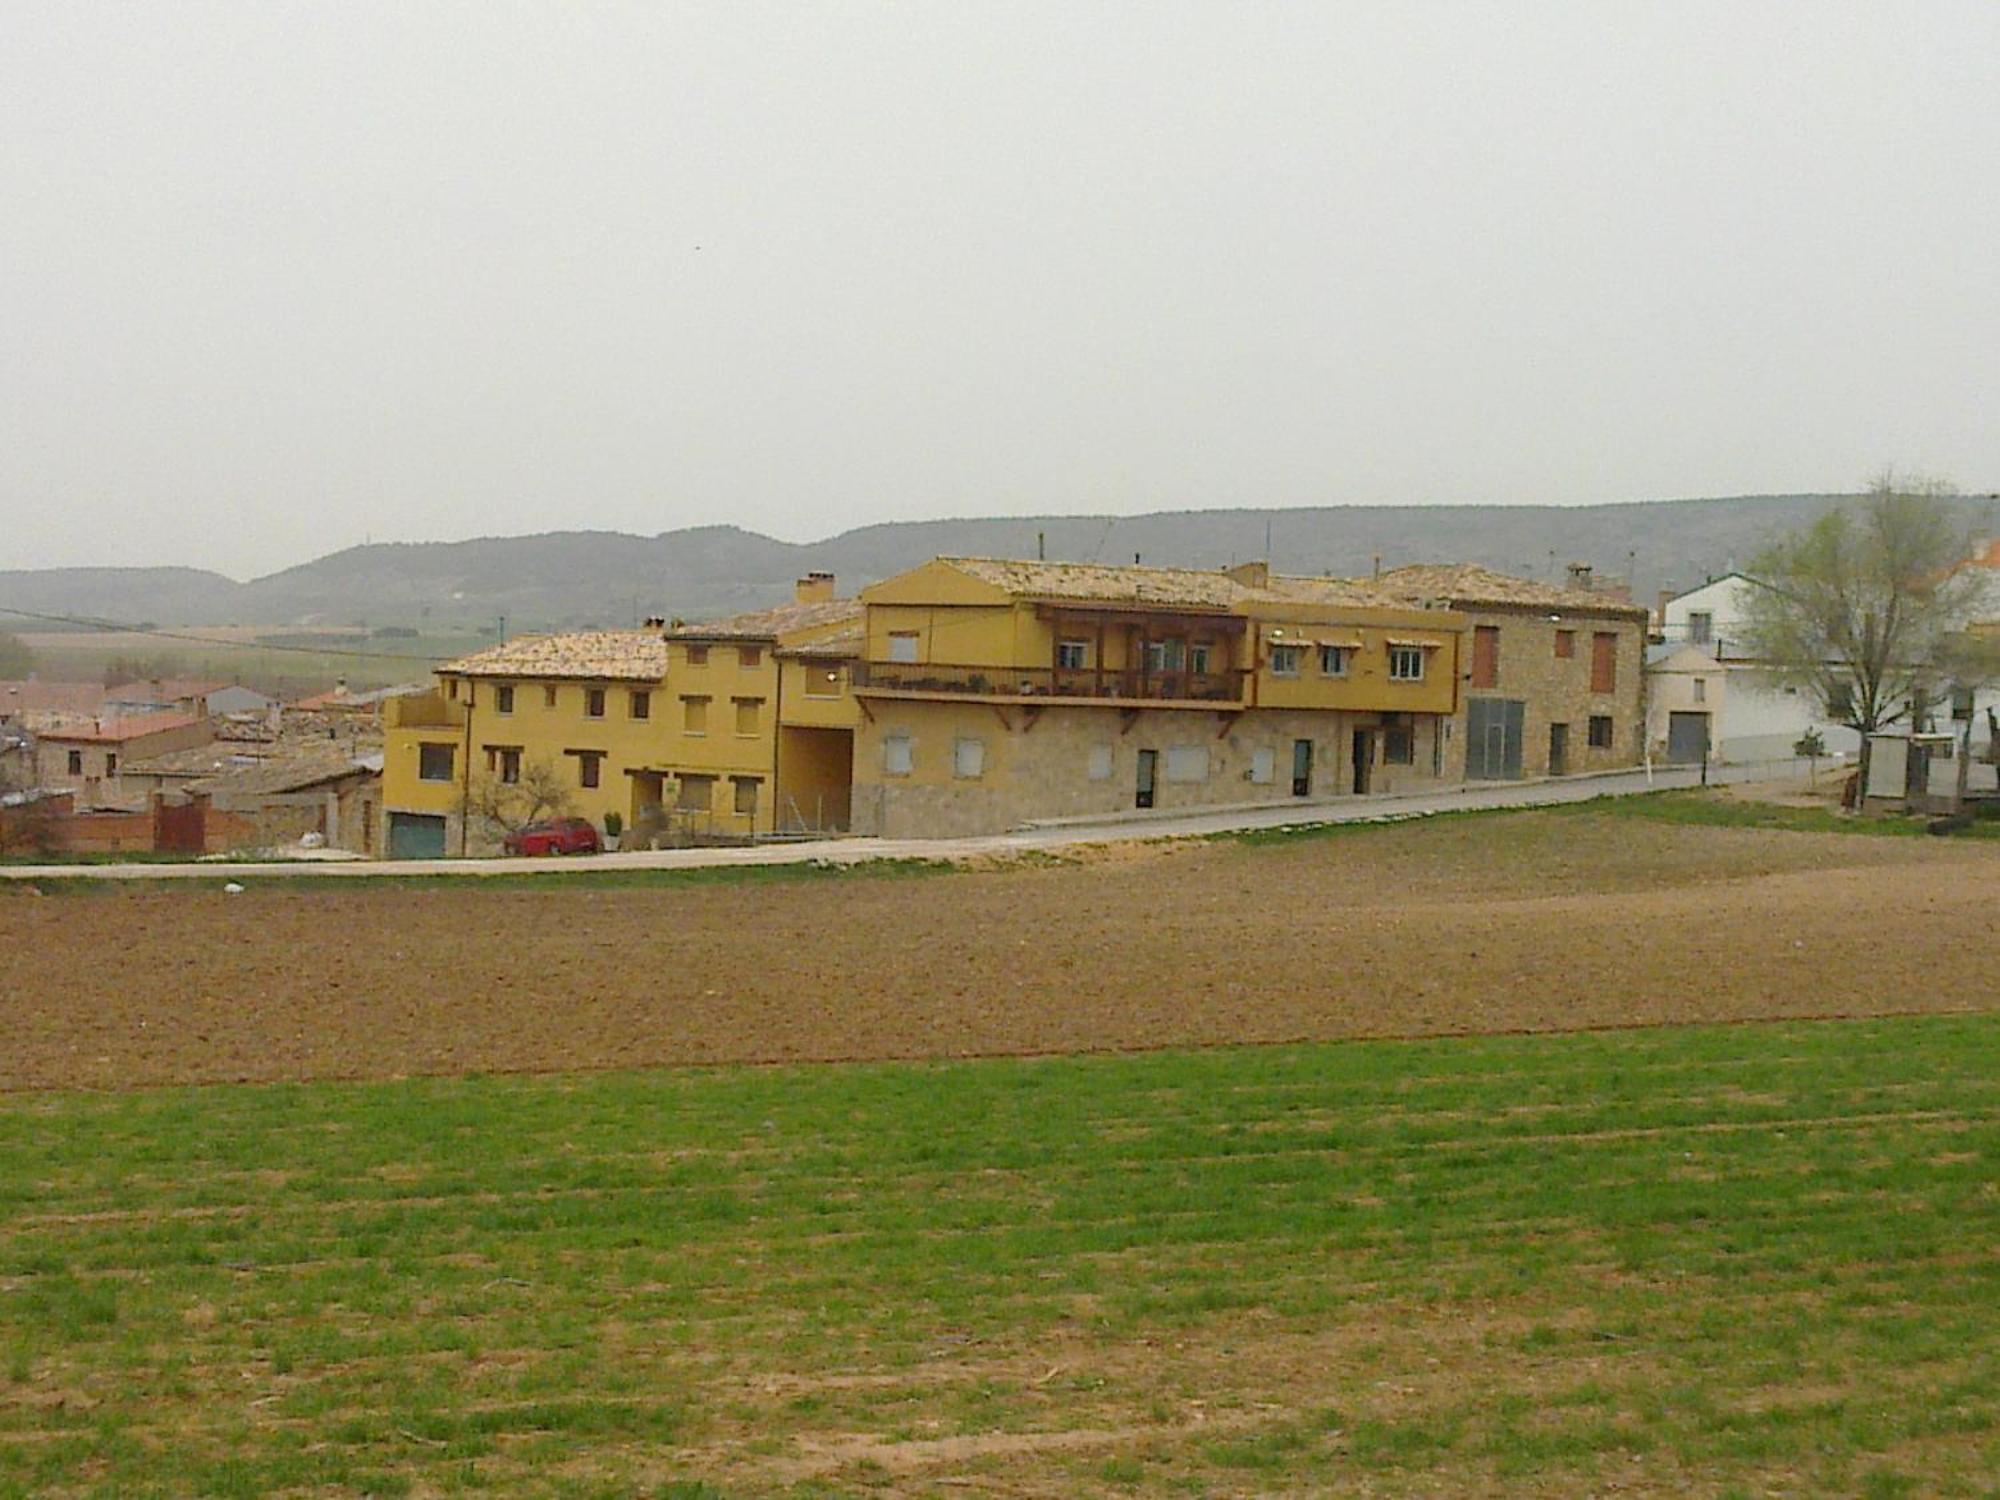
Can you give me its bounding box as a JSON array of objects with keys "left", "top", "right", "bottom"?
[
  {"left": 1319, "top": 645, "right": 1351, "bottom": 677},
  {"left": 1057, "top": 639, "right": 1088, "bottom": 670},
  {"left": 1388, "top": 646, "right": 1426, "bottom": 682},
  {"left": 887, "top": 632, "right": 920, "bottom": 664},
  {"left": 1270, "top": 644, "right": 1304, "bottom": 678}
]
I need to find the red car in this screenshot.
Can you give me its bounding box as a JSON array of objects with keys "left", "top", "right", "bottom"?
[{"left": 503, "top": 818, "right": 601, "bottom": 857}]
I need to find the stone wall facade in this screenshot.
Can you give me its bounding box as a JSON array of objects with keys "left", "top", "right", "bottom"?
[
  {"left": 1445, "top": 607, "right": 1647, "bottom": 781},
  {"left": 851, "top": 700, "right": 1453, "bottom": 839}
]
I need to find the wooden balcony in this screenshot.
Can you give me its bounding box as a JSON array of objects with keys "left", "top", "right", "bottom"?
[{"left": 852, "top": 661, "right": 1249, "bottom": 705}]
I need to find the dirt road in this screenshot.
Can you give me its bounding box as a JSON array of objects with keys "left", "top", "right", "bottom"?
[{"left": 3, "top": 809, "right": 1993, "bottom": 1092}]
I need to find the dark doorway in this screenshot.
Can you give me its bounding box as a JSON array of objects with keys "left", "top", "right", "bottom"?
[
  {"left": 1350, "top": 730, "right": 1371, "bottom": 794},
  {"left": 1466, "top": 698, "right": 1526, "bottom": 779},
  {"left": 1548, "top": 721, "right": 1569, "bottom": 776},
  {"left": 1135, "top": 748, "right": 1158, "bottom": 809},
  {"left": 1291, "top": 739, "right": 1313, "bottom": 797},
  {"left": 1667, "top": 711, "right": 1710, "bottom": 765}
]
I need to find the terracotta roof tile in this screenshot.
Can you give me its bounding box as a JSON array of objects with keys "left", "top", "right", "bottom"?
[
  {"left": 440, "top": 632, "right": 668, "bottom": 681},
  {"left": 1367, "top": 563, "right": 1649, "bottom": 618},
  {"left": 667, "top": 598, "right": 862, "bottom": 642}
]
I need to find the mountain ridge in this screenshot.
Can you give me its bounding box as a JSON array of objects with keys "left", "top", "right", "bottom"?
[{"left": 6, "top": 493, "right": 1998, "bottom": 632}]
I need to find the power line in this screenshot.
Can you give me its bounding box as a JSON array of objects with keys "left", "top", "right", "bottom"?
[{"left": 0, "top": 604, "right": 457, "bottom": 666}]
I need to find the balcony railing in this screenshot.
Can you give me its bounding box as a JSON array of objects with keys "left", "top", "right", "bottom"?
[{"left": 852, "top": 661, "right": 1248, "bottom": 704}]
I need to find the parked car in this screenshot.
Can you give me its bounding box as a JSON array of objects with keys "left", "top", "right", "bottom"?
[{"left": 502, "top": 817, "right": 601, "bottom": 856}]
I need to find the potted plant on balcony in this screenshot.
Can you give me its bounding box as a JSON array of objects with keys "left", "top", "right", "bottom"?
[{"left": 603, "top": 810, "right": 623, "bottom": 852}]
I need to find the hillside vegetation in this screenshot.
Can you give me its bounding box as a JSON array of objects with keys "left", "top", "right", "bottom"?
[{"left": 10, "top": 492, "right": 1998, "bottom": 632}]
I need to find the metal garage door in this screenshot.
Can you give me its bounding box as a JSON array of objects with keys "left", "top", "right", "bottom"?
[
  {"left": 1667, "top": 711, "right": 1710, "bottom": 765},
  {"left": 387, "top": 813, "right": 447, "bottom": 860},
  {"left": 1466, "top": 698, "right": 1525, "bottom": 779}
]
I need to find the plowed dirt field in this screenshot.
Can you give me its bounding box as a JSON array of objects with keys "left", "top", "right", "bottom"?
[{"left": 4, "top": 810, "right": 1994, "bottom": 1092}]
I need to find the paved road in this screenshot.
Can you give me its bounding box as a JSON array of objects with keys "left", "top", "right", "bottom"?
[{"left": 0, "top": 761, "right": 1793, "bottom": 882}]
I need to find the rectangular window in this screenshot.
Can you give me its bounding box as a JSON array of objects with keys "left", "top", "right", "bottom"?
[
  {"left": 953, "top": 738, "right": 985, "bottom": 778},
  {"left": 418, "top": 743, "right": 455, "bottom": 782},
  {"left": 1143, "top": 639, "right": 1185, "bottom": 674},
  {"left": 1188, "top": 642, "right": 1211, "bottom": 675},
  {"left": 497, "top": 748, "right": 521, "bottom": 784},
  {"left": 1687, "top": 611, "right": 1713, "bottom": 644},
  {"left": 1249, "top": 746, "right": 1275, "bottom": 784},
  {"left": 447, "top": 678, "right": 459, "bottom": 700},
  {"left": 677, "top": 772, "right": 714, "bottom": 811},
  {"left": 1588, "top": 715, "right": 1613, "bottom": 749},
  {"left": 883, "top": 733, "right": 913, "bottom": 776},
  {"left": 1950, "top": 684, "right": 1975, "bottom": 721},
  {"left": 681, "top": 695, "right": 709, "bottom": 734},
  {"left": 1825, "top": 683, "right": 1855, "bottom": 722},
  {"left": 1270, "top": 644, "right": 1304, "bottom": 677},
  {"left": 578, "top": 752, "right": 602, "bottom": 789},
  {"left": 1388, "top": 646, "right": 1426, "bottom": 681},
  {"left": 1319, "top": 645, "right": 1351, "bottom": 677},
  {"left": 586, "top": 687, "right": 606, "bottom": 718},
  {"left": 1471, "top": 626, "right": 1500, "bottom": 688},
  {"left": 1692, "top": 678, "right": 1707, "bottom": 704},
  {"left": 544, "top": 685, "right": 557, "bottom": 708},
  {"left": 1554, "top": 629, "right": 1575, "bottom": 660},
  {"left": 1057, "top": 639, "right": 1089, "bottom": 670},
  {"left": 1086, "top": 743, "right": 1114, "bottom": 781},
  {"left": 67, "top": 749, "right": 83, "bottom": 775},
  {"left": 630, "top": 689, "right": 650, "bottom": 720},
  {"left": 1164, "top": 745, "right": 1210, "bottom": 782},
  {"left": 1591, "top": 633, "right": 1617, "bottom": 694},
  {"left": 732, "top": 776, "right": 759, "bottom": 816},
  {"left": 738, "top": 645, "right": 762, "bottom": 669},
  {"left": 887, "top": 632, "right": 919, "bottom": 663},
  {"left": 733, "top": 697, "right": 762, "bottom": 736},
  {"left": 685, "top": 645, "right": 708, "bottom": 666},
  {"left": 495, "top": 684, "right": 515, "bottom": 714},
  {"left": 105, "top": 752, "right": 118, "bottom": 777},
  {"left": 1382, "top": 719, "right": 1413, "bottom": 765}
]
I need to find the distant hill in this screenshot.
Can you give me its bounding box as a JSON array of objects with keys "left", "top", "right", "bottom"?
[{"left": 7, "top": 494, "right": 1999, "bottom": 632}]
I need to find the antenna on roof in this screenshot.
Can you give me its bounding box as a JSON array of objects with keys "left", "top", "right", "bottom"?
[
  {"left": 1134, "top": 552, "right": 1142, "bottom": 566},
  {"left": 1264, "top": 517, "right": 1272, "bottom": 560}
]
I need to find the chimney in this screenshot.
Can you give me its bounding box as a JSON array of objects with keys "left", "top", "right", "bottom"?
[
  {"left": 335, "top": 676, "right": 348, "bottom": 696},
  {"left": 1225, "top": 561, "right": 1270, "bottom": 588},
  {"left": 794, "top": 571, "right": 836, "bottom": 603},
  {"left": 642, "top": 615, "right": 666, "bottom": 630},
  {"left": 1565, "top": 562, "right": 1594, "bottom": 590}
]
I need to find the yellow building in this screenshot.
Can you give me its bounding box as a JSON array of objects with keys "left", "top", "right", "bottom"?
[
  {"left": 380, "top": 631, "right": 671, "bottom": 857},
  {"left": 848, "top": 557, "right": 1467, "bottom": 837},
  {"left": 653, "top": 575, "right": 862, "bottom": 838},
  {"left": 380, "top": 577, "right": 861, "bottom": 856}
]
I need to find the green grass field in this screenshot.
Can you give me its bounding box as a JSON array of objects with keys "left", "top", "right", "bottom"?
[{"left": 3, "top": 1015, "right": 1996, "bottom": 1497}]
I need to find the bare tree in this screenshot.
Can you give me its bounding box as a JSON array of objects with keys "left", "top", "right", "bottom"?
[
  {"left": 462, "top": 755, "right": 576, "bottom": 841},
  {"left": 1739, "top": 474, "right": 1984, "bottom": 793}
]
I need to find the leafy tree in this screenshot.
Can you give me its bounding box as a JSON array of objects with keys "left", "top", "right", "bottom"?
[{"left": 1739, "top": 474, "right": 1985, "bottom": 790}]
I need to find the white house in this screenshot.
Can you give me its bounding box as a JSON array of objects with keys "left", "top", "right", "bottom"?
[
  {"left": 1658, "top": 570, "right": 1997, "bottom": 765},
  {"left": 1643, "top": 643, "right": 1726, "bottom": 764}
]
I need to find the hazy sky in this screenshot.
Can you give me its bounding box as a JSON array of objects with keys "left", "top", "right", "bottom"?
[{"left": 5, "top": 3, "right": 1997, "bottom": 579}]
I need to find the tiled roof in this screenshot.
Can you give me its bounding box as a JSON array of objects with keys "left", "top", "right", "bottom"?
[
  {"left": 440, "top": 632, "right": 668, "bottom": 681},
  {"left": 189, "top": 748, "right": 379, "bottom": 798},
  {"left": 778, "top": 624, "right": 865, "bottom": 659},
  {"left": 104, "top": 678, "right": 231, "bottom": 704},
  {"left": 1367, "top": 564, "right": 1649, "bottom": 618},
  {"left": 32, "top": 711, "right": 206, "bottom": 744},
  {"left": 927, "top": 557, "right": 1421, "bottom": 612},
  {"left": 0, "top": 680, "right": 108, "bottom": 719},
  {"left": 667, "top": 598, "right": 863, "bottom": 642},
  {"left": 937, "top": 558, "right": 1252, "bottom": 609}
]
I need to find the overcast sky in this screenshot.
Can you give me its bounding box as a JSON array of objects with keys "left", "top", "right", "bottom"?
[{"left": 4, "top": 3, "right": 1997, "bottom": 579}]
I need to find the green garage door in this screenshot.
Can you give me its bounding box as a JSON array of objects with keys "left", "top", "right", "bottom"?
[{"left": 387, "top": 813, "right": 448, "bottom": 860}]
